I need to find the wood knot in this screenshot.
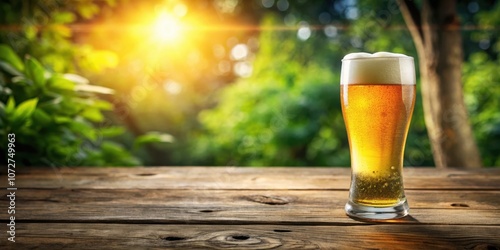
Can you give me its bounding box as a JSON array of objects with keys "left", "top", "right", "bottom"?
[
  {"left": 199, "top": 209, "right": 214, "bottom": 213},
  {"left": 163, "top": 236, "right": 186, "bottom": 241},
  {"left": 245, "top": 195, "right": 292, "bottom": 205},
  {"left": 163, "top": 230, "right": 316, "bottom": 249},
  {"left": 473, "top": 244, "right": 500, "bottom": 250},
  {"left": 207, "top": 231, "right": 282, "bottom": 248},
  {"left": 135, "top": 173, "right": 157, "bottom": 177},
  {"left": 227, "top": 235, "right": 250, "bottom": 241},
  {"left": 273, "top": 229, "right": 292, "bottom": 233},
  {"left": 450, "top": 203, "right": 469, "bottom": 208}
]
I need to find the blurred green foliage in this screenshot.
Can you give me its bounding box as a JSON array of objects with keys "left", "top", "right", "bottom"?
[
  {"left": 0, "top": 44, "right": 173, "bottom": 166},
  {"left": 0, "top": 44, "right": 141, "bottom": 166},
  {"left": 463, "top": 2, "right": 500, "bottom": 166},
  {"left": 464, "top": 52, "right": 500, "bottom": 166},
  {"left": 0, "top": 0, "right": 118, "bottom": 73},
  {"left": 193, "top": 16, "right": 349, "bottom": 166},
  {"left": 1, "top": 0, "right": 499, "bottom": 167},
  {"left": 0, "top": 0, "right": 172, "bottom": 167},
  {"left": 193, "top": 0, "right": 500, "bottom": 167}
]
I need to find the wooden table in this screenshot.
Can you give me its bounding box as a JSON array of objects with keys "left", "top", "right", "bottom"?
[{"left": 1, "top": 167, "right": 500, "bottom": 249}]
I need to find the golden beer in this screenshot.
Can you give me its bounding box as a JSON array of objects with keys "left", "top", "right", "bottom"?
[
  {"left": 341, "top": 52, "right": 416, "bottom": 219},
  {"left": 341, "top": 84, "right": 415, "bottom": 206}
]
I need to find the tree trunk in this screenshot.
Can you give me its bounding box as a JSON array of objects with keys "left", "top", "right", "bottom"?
[{"left": 399, "top": 0, "right": 482, "bottom": 168}]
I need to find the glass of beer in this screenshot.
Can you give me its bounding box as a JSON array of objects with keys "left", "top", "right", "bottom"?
[{"left": 340, "top": 52, "right": 416, "bottom": 220}]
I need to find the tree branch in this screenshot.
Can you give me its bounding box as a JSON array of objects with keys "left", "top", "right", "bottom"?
[{"left": 398, "top": 0, "right": 424, "bottom": 51}]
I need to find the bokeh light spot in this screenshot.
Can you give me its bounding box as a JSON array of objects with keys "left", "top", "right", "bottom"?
[
  {"left": 468, "top": 1, "right": 479, "bottom": 13},
  {"left": 277, "top": 0, "right": 289, "bottom": 11},
  {"left": 218, "top": 60, "right": 231, "bottom": 74},
  {"left": 345, "top": 7, "right": 359, "bottom": 20},
  {"left": 284, "top": 13, "right": 297, "bottom": 26},
  {"left": 234, "top": 61, "right": 253, "bottom": 77},
  {"left": 319, "top": 12, "right": 331, "bottom": 24},
  {"left": 231, "top": 44, "right": 249, "bottom": 60},
  {"left": 324, "top": 25, "right": 338, "bottom": 38},
  {"left": 213, "top": 44, "right": 226, "bottom": 59},
  {"left": 163, "top": 80, "right": 182, "bottom": 95},
  {"left": 297, "top": 22, "right": 311, "bottom": 41},
  {"left": 262, "top": 0, "right": 274, "bottom": 8},
  {"left": 479, "top": 39, "right": 490, "bottom": 50}
]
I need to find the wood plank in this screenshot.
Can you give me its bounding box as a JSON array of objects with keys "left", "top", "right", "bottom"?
[
  {"left": 2, "top": 189, "right": 499, "bottom": 225},
  {"left": 2, "top": 167, "right": 499, "bottom": 190},
  {"left": 2, "top": 189, "right": 498, "bottom": 210},
  {"left": 7, "top": 166, "right": 500, "bottom": 177},
  {"left": 1, "top": 223, "right": 499, "bottom": 249}
]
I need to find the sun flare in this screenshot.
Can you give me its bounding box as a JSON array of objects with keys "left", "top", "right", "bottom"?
[{"left": 152, "top": 12, "right": 184, "bottom": 43}]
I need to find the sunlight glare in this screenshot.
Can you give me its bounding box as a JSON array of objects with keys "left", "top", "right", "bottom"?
[
  {"left": 173, "top": 3, "right": 188, "bottom": 17},
  {"left": 153, "top": 12, "right": 184, "bottom": 43}
]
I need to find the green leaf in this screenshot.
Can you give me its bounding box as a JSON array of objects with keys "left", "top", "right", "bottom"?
[
  {"left": 25, "top": 25, "right": 37, "bottom": 40},
  {"left": 63, "top": 73, "right": 89, "bottom": 85},
  {"left": 77, "top": 2, "right": 99, "bottom": 19},
  {"left": 134, "top": 131, "right": 174, "bottom": 149},
  {"left": 72, "top": 98, "right": 113, "bottom": 110},
  {"left": 95, "top": 141, "right": 141, "bottom": 167},
  {"left": 54, "top": 116, "right": 73, "bottom": 124},
  {"left": 0, "top": 44, "right": 24, "bottom": 72},
  {"left": 48, "top": 75, "right": 76, "bottom": 91},
  {"left": 69, "top": 119, "right": 97, "bottom": 141},
  {"left": 5, "top": 97, "right": 15, "bottom": 115},
  {"left": 11, "top": 76, "right": 27, "bottom": 84},
  {"left": 74, "top": 84, "right": 115, "bottom": 95},
  {"left": 99, "top": 126, "right": 125, "bottom": 137},
  {"left": 81, "top": 108, "right": 104, "bottom": 122},
  {"left": 13, "top": 98, "right": 38, "bottom": 118},
  {"left": 25, "top": 57, "right": 47, "bottom": 87},
  {"left": 32, "top": 109, "right": 52, "bottom": 126},
  {"left": 48, "top": 24, "right": 72, "bottom": 38},
  {"left": 93, "top": 99, "right": 113, "bottom": 110},
  {"left": 11, "top": 98, "right": 38, "bottom": 127},
  {"left": 0, "top": 100, "right": 5, "bottom": 118},
  {"left": 53, "top": 11, "right": 76, "bottom": 24},
  {"left": 0, "top": 61, "right": 22, "bottom": 76}
]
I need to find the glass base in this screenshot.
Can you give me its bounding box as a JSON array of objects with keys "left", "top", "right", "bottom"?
[{"left": 345, "top": 200, "right": 409, "bottom": 220}]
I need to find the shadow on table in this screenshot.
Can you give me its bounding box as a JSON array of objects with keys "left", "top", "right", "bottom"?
[
  {"left": 347, "top": 215, "right": 419, "bottom": 224},
  {"left": 347, "top": 215, "right": 500, "bottom": 249}
]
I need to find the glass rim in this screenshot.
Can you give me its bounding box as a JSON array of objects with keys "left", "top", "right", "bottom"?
[{"left": 341, "top": 56, "right": 414, "bottom": 62}]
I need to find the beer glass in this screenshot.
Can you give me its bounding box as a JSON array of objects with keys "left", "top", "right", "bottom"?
[{"left": 340, "top": 52, "right": 416, "bottom": 220}]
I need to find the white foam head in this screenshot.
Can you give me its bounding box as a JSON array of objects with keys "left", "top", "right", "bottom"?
[{"left": 341, "top": 52, "right": 415, "bottom": 85}]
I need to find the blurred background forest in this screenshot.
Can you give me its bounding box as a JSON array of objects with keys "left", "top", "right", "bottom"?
[{"left": 0, "top": 0, "right": 499, "bottom": 167}]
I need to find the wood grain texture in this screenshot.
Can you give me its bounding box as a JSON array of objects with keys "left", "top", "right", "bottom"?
[
  {"left": 1, "top": 223, "right": 499, "bottom": 249},
  {"left": 1, "top": 167, "right": 499, "bottom": 249},
  {"left": 1, "top": 189, "right": 499, "bottom": 225},
  {"left": 2, "top": 167, "right": 499, "bottom": 190}
]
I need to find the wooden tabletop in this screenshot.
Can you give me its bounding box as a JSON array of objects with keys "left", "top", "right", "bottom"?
[{"left": 1, "top": 167, "right": 500, "bottom": 249}]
